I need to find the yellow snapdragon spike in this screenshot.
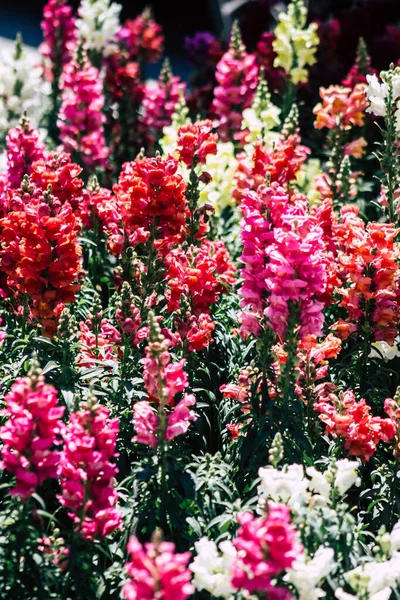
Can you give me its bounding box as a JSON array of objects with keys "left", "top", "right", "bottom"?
[{"left": 273, "top": 0, "right": 319, "bottom": 85}]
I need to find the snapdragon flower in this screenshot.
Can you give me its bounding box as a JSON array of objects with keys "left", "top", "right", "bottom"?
[
  {"left": 76, "top": 0, "right": 122, "bottom": 57},
  {"left": 273, "top": 0, "right": 319, "bottom": 85},
  {"left": 0, "top": 36, "right": 50, "bottom": 136},
  {"left": 370, "top": 340, "right": 400, "bottom": 361},
  {"left": 258, "top": 459, "right": 361, "bottom": 510},
  {"left": 190, "top": 538, "right": 236, "bottom": 598},
  {"left": 258, "top": 464, "right": 308, "bottom": 510},
  {"left": 365, "top": 67, "right": 400, "bottom": 132},
  {"left": 285, "top": 546, "right": 335, "bottom": 600}
]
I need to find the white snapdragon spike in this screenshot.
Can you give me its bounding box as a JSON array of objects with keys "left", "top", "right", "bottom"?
[
  {"left": 190, "top": 537, "right": 236, "bottom": 598},
  {"left": 258, "top": 464, "right": 309, "bottom": 510},
  {"left": 76, "top": 0, "right": 122, "bottom": 56},
  {"left": 370, "top": 340, "right": 400, "bottom": 361},
  {"left": 306, "top": 466, "right": 331, "bottom": 500},
  {"left": 335, "top": 588, "right": 392, "bottom": 600},
  {"left": 284, "top": 546, "right": 335, "bottom": 600},
  {"left": 365, "top": 74, "right": 389, "bottom": 117},
  {"left": 365, "top": 68, "right": 400, "bottom": 132},
  {"left": 343, "top": 555, "right": 400, "bottom": 599},
  {"left": 0, "top": 39, "right": 50, "bottom": 135},
  {"left": 333, "top": 459, "right": 361, "bottom": 496}
]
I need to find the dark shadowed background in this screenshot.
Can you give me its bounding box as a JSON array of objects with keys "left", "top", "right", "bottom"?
[{"left": 0, "top": 0, "right": 399, "bottom": 79}]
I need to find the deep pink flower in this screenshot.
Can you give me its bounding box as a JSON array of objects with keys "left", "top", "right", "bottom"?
[
  {"left": 132, "top": 401, "right": 159, "bottom": 448},
  {"left": 211, "top": 23, "right": 258, "bottom": 142},
  {"left": 165, "top": 394, "right": 197, "bottom": 442},
  {"left": 140, "top": 61, "right": 185, "bottom": 148},
  {"left": 231, "top": 505, "right": 301, "bottom": 593},
  {"left": 58, "top": 400, "right": 122, "bottom": 540},
  {"left": 0, "top": 369, "right": 64, "bottom": 499},
  {"left": 58, "top": 55, "right": 108, "bottom": 169},
  {"left": 123, "top": 535, "right": 194, "bottom": 600},
  {"left": 6, "top": 119, "right": 46, "bottom": 189},
  {"left": 40, "top": 0, "right": 76, "bottom": 70}
]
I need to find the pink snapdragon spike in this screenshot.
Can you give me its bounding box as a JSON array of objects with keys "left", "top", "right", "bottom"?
[
  {"left": 6, "top": 117, "right": 46, "bottom": 189},
  {"left": 58, "top": 49, "right": 109, "bottom": 170},
  {"left": 132, "top": 314, "right": 197, "bottom": 449},
  {"left": 239, "top": 183, "right": 328, "bottom": 341},
  {"left": 40, "top": 0, "right": 77, "bottom": 71},
  {"left": 0, "top": 362, "right": 65, "bottom": 499},
  {"left": 231, "top": 504, "right": 301, "bottom": 595},
  {"left": 57, "top": 396, "right": 122, "bottom": 540},
  {"left": 123, "top": 531, "right": 194, "bottom": 600},
  {"left": 211, "top": 20, "right": 258, "bottom": 142},
  {"left": 141, "top": 59, "right": 186, "bottom": 149}
]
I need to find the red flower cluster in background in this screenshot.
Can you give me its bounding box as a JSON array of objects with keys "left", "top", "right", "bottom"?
[
  {"left": 0, "top": 177, "right": 82, "bottom": 337},
  {"left": 315, "top": 383, "right": 396, "bottom": 461}
]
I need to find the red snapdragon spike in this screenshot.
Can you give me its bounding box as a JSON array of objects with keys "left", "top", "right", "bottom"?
[
  {"left": 0, "top": 184, "right": 82, "bottom": 337},
  {"left": 331, "top": 205, "right": 400, "bottom": 344},
  {"left": 58, "top": 401, "right": 122, "bottom": 540},
  {"left": 315, "top": 384, "right": 397, "bottom": 461},
  {"left": 176, "top": 120, "right": 218, "bottom": 167},
  {"left": 164, "top": 240, "right": 235, "bottom": 351},
  {"left": 113, "top": 154, "right": 189, "bottom": 249},
  {"left": 117, "top": 9, "right": 164, "bottom": 64},
  {"left": 31, "top": 152, "right": 85, "bottom": 217},
  {"left": 58, "top": 55, "right": 109, "bottom": 170},
  {"left": 231, "top": 505, "right": 302, "bottom": 594},
  {"left": 0, "top": 369, "right": 65, "bottom": 499},
  {"left": 123, "top": 535, "right": 194, "bottom": 600},
  {"left": 233, "top": 139, "right": 309, "bottom": 204}
]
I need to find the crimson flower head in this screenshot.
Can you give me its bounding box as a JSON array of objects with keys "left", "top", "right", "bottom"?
[
  {"left": 117, "top": 7, "right": 164, "bottom": 63},
  {"left": 114, "top": 153, "right": 189, "bottom": 248},
  {"left": 176, "top": 120, "right": 218, "bottom": 167}
]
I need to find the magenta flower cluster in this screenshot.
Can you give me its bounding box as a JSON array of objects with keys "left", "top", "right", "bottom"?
[
  {"left": 6, "top": 120, "right": 46, "bottom": 189},
  {"left": 211, "top": 27, "right": 258, "bottom": 142},
  {"left": 231, "top": 504, "right": 302, "bottom": 595},
  {"left": 239, "top": 183, "right": 327, "bottom": 340},
  {"left": 40, "top": 0, "right": 77, "bottom": 69},
  {"left": 123, "top": 535, "right": 194, "bottom": 600},
  {"left": 57, "top": 400, "right": 122, "bottom": 540},
  {"left": 0, "top": 372, "right": 64, "bottom": 499},
  {"left": 133, "top": 323, "right": 197, "bottom": 448},
  {"left": 58, "top": 56, "right": 109, "bottom": 169}
]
